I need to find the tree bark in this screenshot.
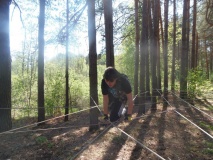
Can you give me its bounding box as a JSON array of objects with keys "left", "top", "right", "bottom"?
[
  {"left": 38, "top": 0, "right": 45, "bottom": 124},
  {"left": 88, "top": 0, "right": 99, "bottom": 131},
  {"left": 151, "top": 0, "right": 159, "bottom": 110},
  {"left": 146, "top": 0, "right": 152, "bottom": 99},
  {"left": 134, "top": 0, "right": 139, "bottom": 103},
  {"left": 163, "top": 0, "right": 168, "bottom": 107},
  {"left": 0, "top": 0, "right": 12, "bottom": 132},
  {"left": 180, "top": 0, "right": 190, "bottom": 99},
  {"left": 156, "top": 0, "right": 161, "bottom": 93},
  {"left": 191, "top": 0, "right": 197, "bottom": 69},
  {"left": 204, "top": 34, "right": 209, "bottom": 79},
  {"left": 210, "top": 46, "right": 213, "bottom": 75},
  {"left": 171, "top": 0, "right": 176, "bottom": 91},
  {"left": 139, "top": 0, "right": 148, "bottom": 114},
  {"left": 195, "top": 32, "right": 199, "bottom": 67},
  {"left": 64, "top": 0, "right": 69, "bottom": 121},
  {"left": 103, "top": 0, "right": 114, "bottom": 67}
]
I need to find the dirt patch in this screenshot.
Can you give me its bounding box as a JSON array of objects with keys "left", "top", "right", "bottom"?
[{"left": 0, "top": 95, "right": 213, "bottom": 160}]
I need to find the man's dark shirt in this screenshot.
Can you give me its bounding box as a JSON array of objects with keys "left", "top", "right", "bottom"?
[{"left": 101, "top": 75, "right": 132, "bottom": 103}]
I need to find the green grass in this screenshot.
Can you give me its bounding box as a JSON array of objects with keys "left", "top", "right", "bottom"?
[
  {"left": 199, "top": 121, "right": 213, "bottom": 131},
  {"left": 112, "top": 135, "right": 124, "bottom": 144},
  {"left": 203, "top": 142, "right": 213, "bottom": 155},
  {"left": 36, "top": 136, "right": 48, "bottom": 144},
  {"left": 35, "top": 136, "right": 53, "bottom": 148}
]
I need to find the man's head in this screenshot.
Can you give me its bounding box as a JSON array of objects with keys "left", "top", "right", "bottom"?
[{"left": 103, "top": 67, "right": 120, "bottom": 88}]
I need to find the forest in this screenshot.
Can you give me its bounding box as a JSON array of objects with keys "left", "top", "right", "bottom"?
[{"left": 0, "top": 0, "right": 213, "bottom": 159}]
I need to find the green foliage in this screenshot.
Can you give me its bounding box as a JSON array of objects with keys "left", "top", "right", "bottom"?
[
  {"left": 36, "top": 136, "right": 48, "bottom": 144},
  {"left": 12, "top": 53, "right": 91, "bottom": 118},
  {"left": 97, "top": 62, "right": 107, "bottom": 104},
  {"left": 10, "top": 0, "right": 213, "bottom": 122},
  {"left": 168, "top": 17, "right": 182, "bottom": 47},
  {"left": 11, "top": 51, "right": 38, "bottom": 118},
  {"left": 187, "top": 68, "right": 208, "bottom": 98},
  {"left": 199, "top": 122, "right": 213, "bottom": 155},
  {"left": 44, "top": 54, "right": 90, "bottom": 111},
  {"left": 112, "top": 135, "right": 124, "bottom": 144},
  {"left": 35, "top": 136, "right": 53, "bottom": 148},
  {"left": 45, "top": 69, "right": 65, "bottom": 115},
  {"left": 116, "top": 23, "right": 135, "bottom": 86},
  {"left": 199, "top": 121, "right": 213, "bottom": 131},
  {"left": 203, "top": 142, "right": 213, "bottom": 155}
]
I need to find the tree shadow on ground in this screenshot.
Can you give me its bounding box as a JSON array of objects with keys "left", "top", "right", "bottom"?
[
  {"left": 177, "top": 98, "right": 213, "bottom": 135},
  {"left": 0, "top": 110, "right": 109, "bottom": 160},
  {"left": 101, "top": 119, "right": 139, "bottom": 160},
  {"left": 100, "top": 101, "right": 152, "bottom": 160},
  {"left": 172, "top": 96, "right": 213, "bottom": 159},
  {"left": 169, "top": 98, "right": 193, "bottom": 159},
  {"left": 196, "top": 98, "right": 213, "bottom": 112},
  {"left": 156, "top": 107, "right": 167, "bottom": 158},
  {"left": 129, "top": 109, "right": 156, "bottom": 160}
]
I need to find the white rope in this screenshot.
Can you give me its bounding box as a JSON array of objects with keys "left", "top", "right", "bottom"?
[
  {"left": 0, "top": 106, "right": 97, "bottom": 135},
  {"left": 169, "top": 90, "right": 213, "bottom": 120},
  {"left": 1, "top": 122, "right": 111, "bottom": 134},
  {"left": 156, "top": 89, "right": 213, "bottom": 140},
  {"left": 70, "top": 123, "right": 113, "bottom": 160},
  {"left": 0, "top": 105, "right": 100, "bottom": 110},
  {"left": 174, "top": 110, "right": 213, "bottom": 139},
  {"left": 91, "top": 97, "right": 166, "bottom": 160}
]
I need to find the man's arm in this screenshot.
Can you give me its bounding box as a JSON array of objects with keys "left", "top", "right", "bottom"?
[
  {"left": 103, "top": 94, "right": 109, "bottom": 115},
  {"left": 126, "top": 92, "right": 134, "bottom": 115}
]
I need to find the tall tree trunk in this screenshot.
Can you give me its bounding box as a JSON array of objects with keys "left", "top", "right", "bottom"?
[
  {"left": 139, "top": 0, "right": 148, "bottom": 114},
  {"left": 134, "top": 0, "right": 139, "bottom": 103},
  {"left": 151, "top": 0, "right": 159, "bottom": 110},
  {"left": 38, "top": 0, "right": 45, "bottom": 124},
  {"left": 64, "top": 0, "right": 69, "bottom": 121},
  {"left": 171, "top": 0, "right": 176, "bottom": 91},
  {"left": 28, "top": 53, "right": 35, "bottom": 116},
  {"left": 186, "top": 0, "right": 190, "bottom": 66},
  {"left": 210, "top": 46, "right": 213, "bottom": 73},
  {"left": 180, "top": 0, "right": 190, "bottom": 99},
  {"left": 210, "top": 46, "right": 213, "bottom": 82},
  {"left": 0, "top": 0, "right": 12, "bottom": 132},
  {"left": 178, "top": 41, "right": 180, "bottom": 61},
  {"left": 195, "top": 32, "right": 199, "bottom": 67},
  {"left": 163, "top": 0, "right": 168, "bottom": 107},
  {"left": 191, "top": 0, "right": 197, "bottom": 69},
  {"left": 200, "top": 41, "right": 204, "bottom": 70},
  {"left": 156, "top": 0, "right": 161, "bottom": 93},
  {"left": 103, "top": 0, "right": 114, "bottom": 67},
  {"left": 88, "top": 0, "right": 99, "bottom": 131},
  {"left": 146, "top": 0, "right": 151, "bottom": 99},
  {"left": 204, "top": 34, "right": 209, "bottom": 79}
]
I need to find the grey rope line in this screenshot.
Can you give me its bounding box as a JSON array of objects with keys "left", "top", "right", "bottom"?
[
  {"left": 132, "top": 91, "right": 212, "bottom": 128},
  {"left": 70, "top": 123, "right": 113, "bottom": 160},
  {"left": 156, "top": 89, "right": 213, "bottom": 139},
  {"left": 133, "top": 109, "right": 172, "bottom": 120},
  {"left": 91, "top": 97, "right": 166, "bottom": 160},
  {"left": 0, "top": 122, "right": 110, "bottom": 134},
  {"left": 138, "top": 91, "right": 148, "bottom": 95},
  {"left": 132, "top": 93, "right": 194, "bottom": 121},
  {"left": 0, "top": 106, "right": 97, "bottom": 136},
  {"left": 132, "top": 104, "right": 193, "bottom": 121},
  {"left": 0, "top": 104, "right": 100, "bottom": 110},
  {"left": 169, "top": 90, "right": 213, "bottom": 120}
]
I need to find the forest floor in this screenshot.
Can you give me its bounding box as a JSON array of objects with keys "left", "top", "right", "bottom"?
[{"left": 0, "top": 93, "right": 213, "bottom": 160}]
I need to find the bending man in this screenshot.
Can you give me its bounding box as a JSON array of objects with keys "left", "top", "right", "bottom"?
[{"left": 101, "top": 67, "right": 134, "bottom": 122}]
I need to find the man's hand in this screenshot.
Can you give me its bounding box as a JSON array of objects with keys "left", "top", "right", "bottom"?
[
  {"left": 103, "top": 114, "right": 109, "bottom": 120},
  {"left": 124, "top": 114, "right": 132, "bottom": 121}
]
